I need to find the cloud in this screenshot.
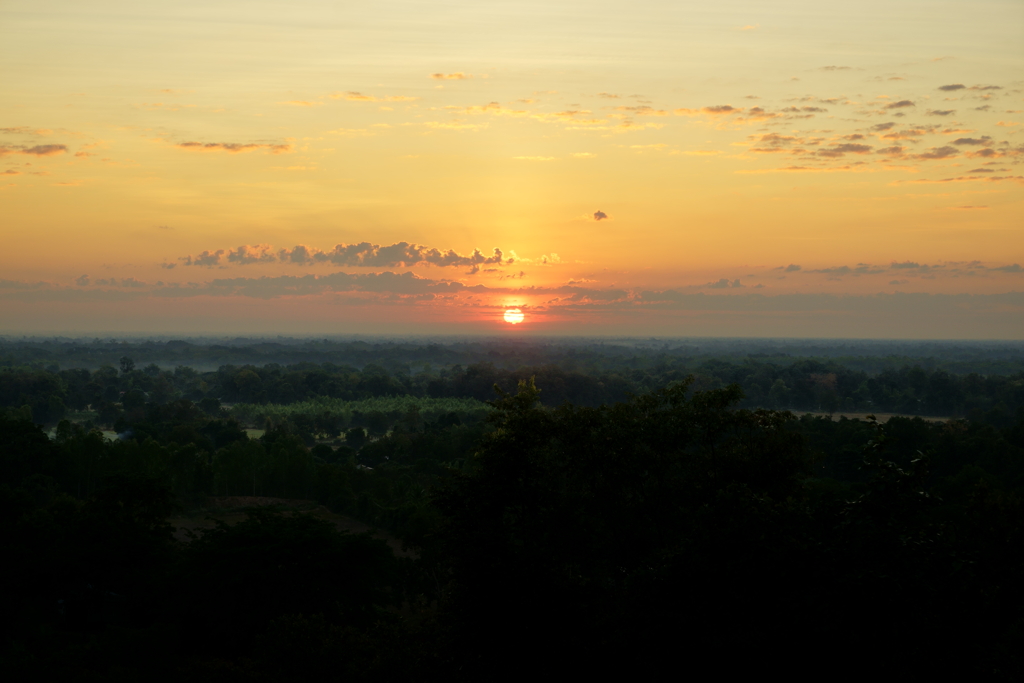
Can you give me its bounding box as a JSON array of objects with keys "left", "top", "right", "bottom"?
[
  {"left": 952, "top": 137, "right": 991, "bottom": 146},
  {"left": 785, "top": 264, "right": 801, "bottom": 272},
  {"left": 819, "top": 66, "right": 852, "bottom": 71},
  {"left": 884, "top": 100, "right": 915, "bottom": 109},
  {"left": 330, "top": 92, "right": 418, "bottom": 102},
  {"left": 176, "top": 142, "right": 291, "bottom": 154},
  {"left": 75, "top": 275, "right": 89, "bottom": 286},
  {"left": 895, "top": 174, "right": 1024, "bottom": 185},
  {"left": 701, "top": 105, "right": 739, "bottom": 115},
  {"left": 926, "top": 109, "right": 956, "bottom": 116},
  {"left": 675, "top": 105, "right": 740, "bottom": 116},
  {"left": 811, "top": 266, "right": 851, "bottom": 278},
  {"left": 705, "top": 278, "right": 743, "bottom": 289},
  {"left": 179, "top": 241, "right": 517, "bottom": 269},
  {"left": 938, "top": 84, "right": 966, "bottom": 92},
  {"left": 817, "top": 143, "right": 873, "bottom": 157},
  {"left": 615, "top": 105, "right": 670, "bottom": 117},
  {"left": 890, "top": 261, "right": 920, "bottom": 269},
  {"left": 512, "top": 156, "right": 555, "bottom": 161},
  {"left": 0, "top": 143, "right": 69, "bottom": 157},
  {"left": 192, "top": 270, "right": 479, "bottom": 299},
  {"left": 179, "top": 249, "right": 225, "bottom": 267},
  {"left": 226, "top": 244, "right": 276, "bottom": 264},
  {"left": 593, "top": 210, "right": 608, "bottom": 221},
  {"left": 913, "top": 145, "right": 958, "bottom": 160},
  {"left": 430, "top": 73, "right": 471, "bottom": 80},
  {"left": 871, "top": 122, "right": 896, "bottom": 132},
  {"left": 94, "top": 277, "right": 147, "bottom": 288},
  {"left": 881, "top": 128, "right": 930, "bottom": 141}
]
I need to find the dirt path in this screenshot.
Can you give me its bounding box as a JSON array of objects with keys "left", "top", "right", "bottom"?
[{"left": 170, "top": 496, "right": 416, "bottom": 558}]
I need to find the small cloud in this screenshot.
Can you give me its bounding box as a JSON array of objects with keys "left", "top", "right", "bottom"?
[
  {"left": 819, "top": 66, "right": 852, "bottom": 71},
  {"left": 430, "top": 72, "right": 471, "bottom": 80},
  {"left": 176, "top": 142, "right": 291, "bottom": 154},
  {"left": 889, "top": 280, "right": 908, "bottom": 285},
  {"left": 675, "top": 105, "right": 740, "bottom": 116},
  {"left": 571, "top": 152, "right": 596, "bottom": 158},
  {"left": 952, "top": 136, "right": 991, "bottom": 146},
  {"left": 885, "top": 100, "right": 915, "bottom": 109},
  {"left": 785, "top": 264, "right": 801, "bottom": 272},
  {"left": 818, "top": 143, "right": 873, "bottom": 157},
  {"left": 512, "top": 156, "right": 555, "bottom": 161},
  {"left": 23, "top": 144, "right": 68, "bottom": 156},
  {"left": 282, "top": 100, "right": 322, "bottom": 107},
  {"left": 75, "top": 275, "right": 90, "bottom": 286},
  {"left": 992, "top": 263, "right": 1021, "bottom": 272},
  {"left": 156, "top": 224, "right": 173, "bottom": 230},
  {"left": 593, "top": 210, "right": 609, "bottom": 221},
  {"left": 737, "top": 24, "right": 759, "bottom": 31},
  {"left": 596, "top": 92, "right": 620, "bottom": 99},
  {"left": 890, "top": 261, "right": 920, "bottom": 269},
  {"left": 938, "top": 84, "right": 966, "bottom": 91},
  {"left": 926, "top": 109, "right": 956, "bottom": 116},
  {"left": 996, "top": 121, "right": 1020, "bottom": 127},
  {"left": 706, "top": 278, "right": 743, "bottom": 289},
  {"left": 914, "top": 145, "right": 958, "bottom": 160},
  {"left": 947, "top": 205, "right": 989, "bottom": 210},
  {"left": 0, "top": 143, "right": 69, "bottom": 157},
  {"left": 180, "top": 249, "right": 226, "bottom": 267}
]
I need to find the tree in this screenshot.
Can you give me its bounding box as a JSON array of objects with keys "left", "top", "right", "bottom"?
[{"left": 433, "top": 377, "right": 810, "bottom": 675}]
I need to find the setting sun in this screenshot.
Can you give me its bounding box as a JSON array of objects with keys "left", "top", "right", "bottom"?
[{"left": 503, "top": 308, "right": 525, "bottom": 325}]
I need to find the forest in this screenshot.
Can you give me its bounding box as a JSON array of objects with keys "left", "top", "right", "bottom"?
[{"left": 1, "top": 336, "right": 1023, "bottom": 679}]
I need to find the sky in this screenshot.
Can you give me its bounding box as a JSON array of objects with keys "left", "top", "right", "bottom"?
[{"left": 2, "top": 0, "right": 1022, "bottom": 337}]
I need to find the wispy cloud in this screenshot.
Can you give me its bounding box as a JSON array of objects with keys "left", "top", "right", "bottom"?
[
  {"left": 176, "top": 142, "right": 291, "bottom": 153},
  {"left": 0, "top": 144, "right": 69, "bottom": 157}
]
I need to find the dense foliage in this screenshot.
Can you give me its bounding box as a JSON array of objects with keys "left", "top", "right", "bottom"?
[{"left": 1, "top": 338, "right": 1023, "bottom": 678}]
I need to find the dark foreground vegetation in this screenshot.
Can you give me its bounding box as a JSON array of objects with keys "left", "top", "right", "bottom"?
[{"left": 2, "top": 337, "right": 1023, "bottom": 678}]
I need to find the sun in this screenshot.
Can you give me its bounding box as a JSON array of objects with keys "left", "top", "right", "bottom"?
[{"left": 503, "top": 308, "right": 525, "bottom": 324}]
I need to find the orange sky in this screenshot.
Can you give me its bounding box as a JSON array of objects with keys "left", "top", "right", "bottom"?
[{"left": 2, "top": 1, "right": 1022, "bottom": 337}]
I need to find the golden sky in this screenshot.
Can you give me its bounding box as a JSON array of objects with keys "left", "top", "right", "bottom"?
[{"left": 2, "top": 0, "right": 1022, "bottom": 337}]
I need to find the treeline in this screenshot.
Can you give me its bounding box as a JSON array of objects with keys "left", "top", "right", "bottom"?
[
  {"left": 5, "top": 336, "right": 1024, "bottom": 377},
  {"left": 2, "top": 378, "right": 1024, "bottom": 678},
  {"left": 3, "top": 355, "right": 1023, "bottom": 427}
]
